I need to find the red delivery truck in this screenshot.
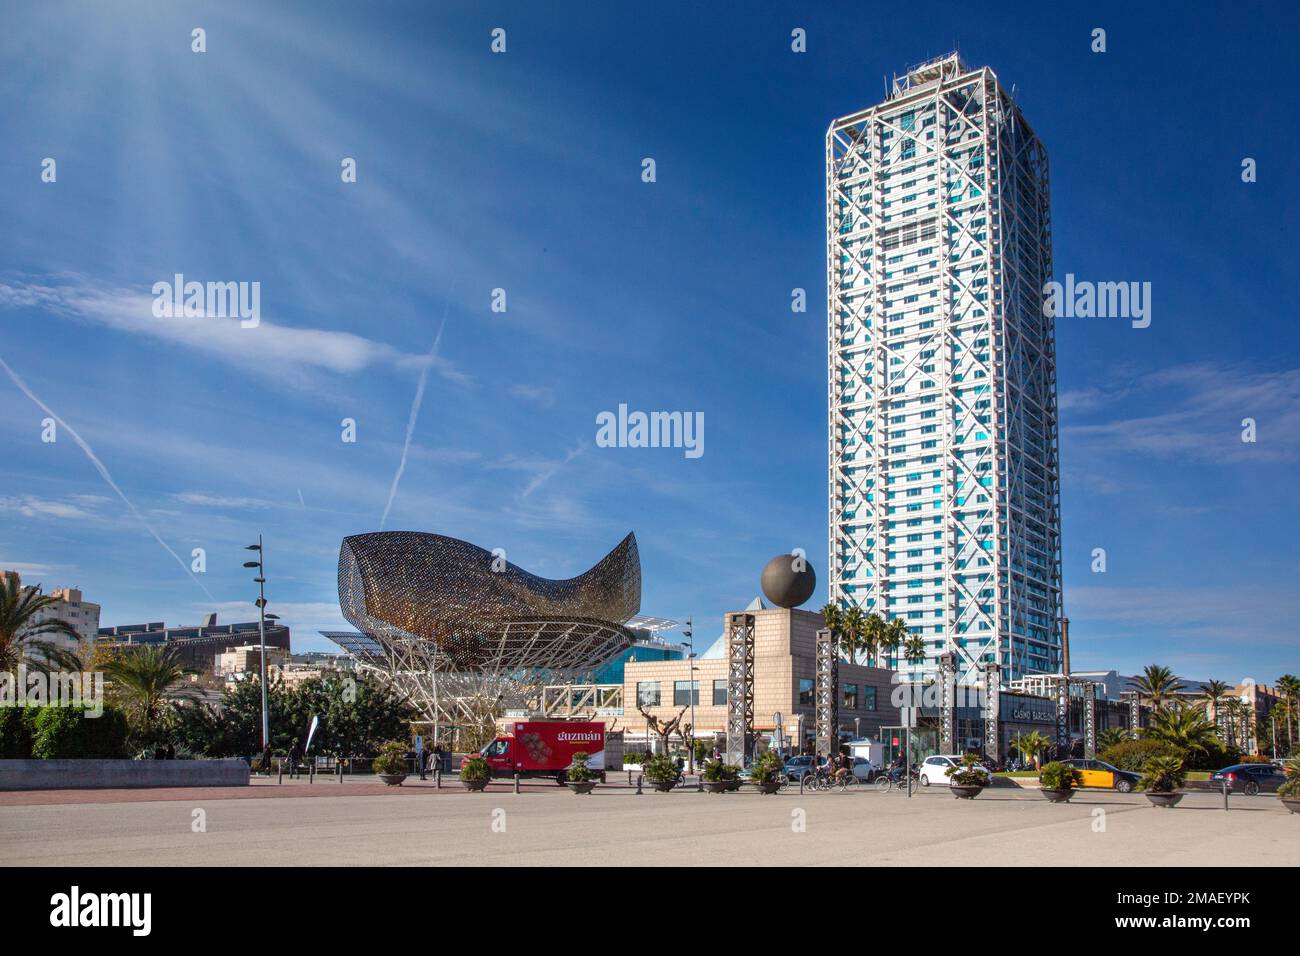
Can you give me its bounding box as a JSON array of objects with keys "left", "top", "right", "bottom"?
[{"left": 476, "top": 721, "right": 607, "bottom": 784}]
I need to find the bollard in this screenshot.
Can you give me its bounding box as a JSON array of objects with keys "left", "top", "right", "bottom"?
[
  {"left": 336, "top": 763, "right": 343, "bottom": 783},
  {"left": 435, "top": 769, "right": 442, "bottom": 789},
  {"left": 696, "top": 775, "right": 703, "bottom": 792},
  {"left": 1223, "top": 779, "right": 1230, "bottom": 811},
  {"left": 799, "top": 775, "right": 805, "bottom": 794},
  {"left": 636, "top": 773, "right": 643, "bottom": 795},
  {"left": 309, "top": 764, "right": 315, "bottom": 785},
  {"left": 277, "top": 764, "right": 283, "bottom": 785},
  {"left": 627, "top": 770, "right": 632, "bottom": 786},
  {"left": 514, "top": 772, "right": 521, "bottom": 794}
]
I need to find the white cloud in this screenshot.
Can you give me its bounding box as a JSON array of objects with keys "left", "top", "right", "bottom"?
[
  {"left": 0, "top": 276, "right": 469, "bottom": 383},
  {"left": 173, "top": 492, "right": 276, "bottom": 509},
  {"left": 0, "top": 495, "right": 94, "bottom": 520}
]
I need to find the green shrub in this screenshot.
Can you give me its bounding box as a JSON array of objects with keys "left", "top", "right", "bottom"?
[
  {"left": 702, "top": 758, "right": 725, "bottom": 782},
  {"left": 1039, "top": 760, "right": 1084, "bottom": 790},
  {"left": 1098, "top": 738, "right": 1183, "bottom": 773},
  {"left": 749, "top": 750, "right": 784, "bottom": 784},
  {"left": 566, "top": 751, "right": 595, "bottom": 783},
  {"left": 0, "top": 706, "right": 34, "bottom": 758},
  {"left": 641, "top": 753, "right": 679, "bottom": 785},
  {"left": 371, "top": 740, "right": 409, "bottom": 776},
  {"left": 28, "top": 704, "right": 128, "bottom": 759},
  {"left": 458, "top": 754, "right": 490, "bottom": 781},
  {"left": 1138, "top": 754, "right": 1186, "bottom": 793},
  {"left": 1278, "top": 758, "right": 1300, "bottom": 800}
]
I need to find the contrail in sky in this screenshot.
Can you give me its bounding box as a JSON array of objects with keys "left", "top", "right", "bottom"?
[
  {"left": 0, "top": 353, "right": 217, "bottom": 602},
  {"left": 379, "top": 300, "right": 451, "bottom": 530}
]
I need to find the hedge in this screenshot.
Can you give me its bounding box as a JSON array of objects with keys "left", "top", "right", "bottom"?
[{"left": 0, "top": 704, "right": 129, "bottom": 759}]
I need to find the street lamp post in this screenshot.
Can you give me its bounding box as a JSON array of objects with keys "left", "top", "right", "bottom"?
[
  {"left": 683, "top": 617, "right": 696, "bottom": 774},
  {"left": 243, "top": 536, "right": 270, "bottom": 759}
]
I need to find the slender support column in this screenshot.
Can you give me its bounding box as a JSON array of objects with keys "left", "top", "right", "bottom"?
[
  {"left": 725, "top": 613, "right": 755, "bottom": 766},
  {"left": 815, "top": 629, "right": 839, "bottom": 757},
  {"left": 937, "top": 651, "right": 957, "bottom": 754},
  {"left": 982, "top": 661, "right": 1000, "bottom": 761}
]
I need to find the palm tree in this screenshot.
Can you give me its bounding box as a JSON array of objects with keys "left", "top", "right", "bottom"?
[
  {"left": 1130, "top": 664, "right": 1186, "bottom": 712},
  {"left": 903, "top": 634, "right": 926, "bottom": 664},
  {"left": 1011, "top": 730, "right": 1053, "bottom": 770},
  {"left": 880, "top": 617, "right": 908, "bottom": 664},
  {"left": 104, "top": 645, "right": 192, "bottom": 736},
  {"left": 1201, "top": 679, "right": 1231, "bottom": 742},
  {"left": 1276, "top": 674, "right": 1300, "bottom": 755},
  {"left": 819, "top": 602, "right": 842, "bottom": 638},
  {"left": 0, "top": 574, "right": 79, "bottom": 672},
  {"left": 859, "top": 611, "right": 885, "bottom": 665},
  {"left": 1097, "top": 727, "right": 1130, "bottom": 751},
  {"left": 842, "top": 606, "right": 866, "bottom": 664},
  {"left": 1145, "top": 704, "right": 1219, "bottom": 755}
]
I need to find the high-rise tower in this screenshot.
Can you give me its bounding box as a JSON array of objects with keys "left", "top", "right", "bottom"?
[{"left": 826, "top": 54, "right": 1061, "bottom": 684}]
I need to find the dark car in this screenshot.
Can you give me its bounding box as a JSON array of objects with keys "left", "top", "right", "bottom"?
[
  {"left": 782, "top": 755, "right": 827, "bottom": 781},
  {"left": 1210, "top": 763, "right": 1286, "bottom": 796}
]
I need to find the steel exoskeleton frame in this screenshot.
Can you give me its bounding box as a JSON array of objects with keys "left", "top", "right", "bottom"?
[{"left": 826, "top": 54, "right": 1061, "bottom": 689}]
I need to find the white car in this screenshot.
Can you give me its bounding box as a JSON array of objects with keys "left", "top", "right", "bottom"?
[{"left": 917, "top": 754, "right": 992, "bottom": 787}]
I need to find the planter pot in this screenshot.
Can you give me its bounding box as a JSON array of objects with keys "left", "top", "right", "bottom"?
[
  {"left": 1040, "top": 787, "right": 1075, "bottom": 803},
  {"left": 951, "top": 785, "right": 984, "bottom": 800},
  {"left": 378, "top": 773, "right": 407, "bottom": 787},
  {"left": 461, "top": 776, "right": 490, "bottom": 791},
  {"left": 725, "top": 778, "right": 742, "bottom": 792},
  {"left": 1281, "top": 799, "right": 1300, "bottom": 815},
  {"left": 565, "top": 780, "right": 597, "bottom": 795},
  {"left": 650, "top": 780, "right": 676, "bottom": 792},
  {"left": 1145, "top": 791, "right": 1184, "bottom": 808},
  {"left": 755, "top": 780, "right": 782, "bottom": 794},
  {"left": 702, "top": 780, "right": 729, "bottom": 793}
]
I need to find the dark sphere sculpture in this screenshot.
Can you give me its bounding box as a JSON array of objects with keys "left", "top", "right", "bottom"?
[{"left": 760, "top": 553, "right": 817, "bottom": 609}]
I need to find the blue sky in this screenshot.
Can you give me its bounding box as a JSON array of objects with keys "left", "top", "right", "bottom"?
[{"left": 1, "top": 1, "right": 1296, "bottom": 682}]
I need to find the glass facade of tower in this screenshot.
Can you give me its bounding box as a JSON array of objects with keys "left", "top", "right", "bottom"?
[{"left": 826, "top": 54, "right": 1062, "bottom": 684}]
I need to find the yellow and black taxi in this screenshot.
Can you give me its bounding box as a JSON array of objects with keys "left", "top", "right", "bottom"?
[{"left": 1061, "top": 758, "right": 1141, "bottom": 793}]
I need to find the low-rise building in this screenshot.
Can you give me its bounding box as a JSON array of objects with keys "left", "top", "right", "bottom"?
[{"left": 2, "top": 571, "right": 101, "bottom": 658}]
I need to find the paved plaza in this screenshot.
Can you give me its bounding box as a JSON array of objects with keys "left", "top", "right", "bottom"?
[{"left": 2, "top": 777, "right": 1297, "bottom": 866}]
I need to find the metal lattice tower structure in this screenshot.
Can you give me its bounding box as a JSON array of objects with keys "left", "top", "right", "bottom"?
[
  {"left": 982, "top": 660, "right": 1000, "bottom": 757},
  {"left": 814, "top": 628, "right": 839, "bottom": 755},
  {"left": 826, "top": 53, "right": 1062, "bottom": 688},
  {"left": 725, "top": 612, "right": 755, "bottom": 766}
]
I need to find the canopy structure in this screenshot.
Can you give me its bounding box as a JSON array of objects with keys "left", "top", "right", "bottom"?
[{"left": 323, "top": 531, "right": 641, "bottom": 745}]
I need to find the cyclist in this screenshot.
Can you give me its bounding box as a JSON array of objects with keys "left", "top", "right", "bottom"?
[{"left": 832, "top": 751, "right": 851, "bottom": 785}]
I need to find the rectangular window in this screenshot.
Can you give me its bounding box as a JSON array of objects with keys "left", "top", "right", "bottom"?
[
  {"left": 863, "top": 686, "right": 877, "bottom": 711},
  {"left": 798, "top": 678, "right": 815, "bottom": 707},
  {"left": 843, "top": 683, "right": 859, "bottom": 710},
  {"left": 713, "top": 679, "right": 727, "bottom": 706},
  {"left": 636, "top": 681, "right": 660, "bottom": 707},
  {"left": 673, "top": 680, "right": 699, "bottom": 707}
]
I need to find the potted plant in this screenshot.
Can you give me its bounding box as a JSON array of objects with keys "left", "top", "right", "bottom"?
[
  {"left": 945, "top": 752, "right": 987, "bottom": 799},
  {"left": 1277, "top": 757, "right": 1300, "bottom": 814},
  {"left": 750, "top": 750, "right": 785, "bottom": 794},
  {"left": 1138, "top": 754, "right": 1186, "bottom": 807},
  {"left": 459, "top": 754, "right": 492, "bottom": 791},
  {"left": 1038, "top": 760, "right": 1083, "bottom": 803},
  {"left": 642, "top": 753, "right": 681, "bottom": 792},
  {"left": 564, "top": 751, "right": 598, "bottom": 794},
  {"left": 372, "top": 740, "right": 409, "bottom": 786},
  {"left": 723, "top": 762, "right": 742, "bottom": 791},
  {"left": 701, "top": 759, "right": 734, "bottom": 793}
]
